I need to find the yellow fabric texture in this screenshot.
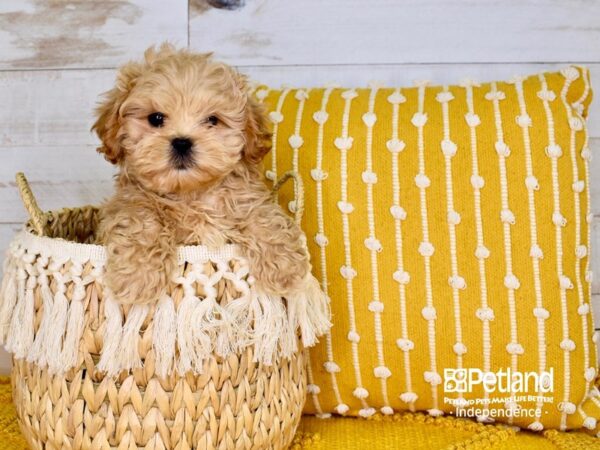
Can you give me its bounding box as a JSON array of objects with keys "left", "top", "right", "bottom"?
[
  {"left": 261, "top": 67, "right": 599, "bottom": 432},
  {"left": 1, "top": 378, "right": 599, "bottom": 450}
]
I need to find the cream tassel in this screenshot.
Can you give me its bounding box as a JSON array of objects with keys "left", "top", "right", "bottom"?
[
  {"left": 189, "top": 293, "right": 221, "bottom": 373},
  {"left": 0, "top": 255, "right": 19, "bottom": 344},
  {"left": 114, "top": 304, "right": 148, "bottom": 375},
  {"left": 27, "top": 257, "right": 54, "bottom": 365},
  {"left": 44, "top": 271, "right": 70, "bottom": 373},
  {"left": 249, "top": 289, "right": 290, "bottom": 365},
  {"left": 60, "top": 279, "right": 87, "bottom": 370},
  {"left": 286, "top": 273, "right": 331, "bottom": 348},
  {"left": 176, "top": 286, "right": 198, "bottom": 375},
  {"left": 152, "top": 294, "right": 177, "bottom": 378},
  {"left": 97, "top": 294, "right": 124, "bottom": 376},
  {"left": 6, "top": 271, "right": 36, "bottom": 359}
]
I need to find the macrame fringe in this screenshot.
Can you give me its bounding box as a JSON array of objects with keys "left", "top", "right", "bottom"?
[{"left": 0, "top": 235, "right": 332, "bottom": 378}]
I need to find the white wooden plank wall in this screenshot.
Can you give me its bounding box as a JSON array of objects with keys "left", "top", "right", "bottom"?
[{"left": 0, "top": 0, "right": 599, "bottom": 372}]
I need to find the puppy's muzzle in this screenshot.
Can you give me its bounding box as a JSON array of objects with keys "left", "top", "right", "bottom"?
[{"left": 170, "top": 137, "right": 194, "bottom": 169}]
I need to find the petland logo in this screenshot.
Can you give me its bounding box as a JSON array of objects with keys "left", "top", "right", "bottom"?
[{"left": 444, "top": 368, "right": 554, "bottom": 394}]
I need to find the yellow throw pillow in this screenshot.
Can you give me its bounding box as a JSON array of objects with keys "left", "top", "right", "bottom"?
[{"left": 259, "top": 67, "right": 600, "bottom": 433}]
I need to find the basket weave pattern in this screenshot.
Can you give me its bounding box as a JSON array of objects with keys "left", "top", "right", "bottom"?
[{"left": 0, "top": 206, "right": 308, "bottom": 449}]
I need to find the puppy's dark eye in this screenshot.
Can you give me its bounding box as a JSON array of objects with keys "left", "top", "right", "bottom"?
[
  {"left": 207, "top": 115, "right": 219, "bottom": 126},
  {"left": 148, "top": 112, "right": 165, "bottom": 127}
]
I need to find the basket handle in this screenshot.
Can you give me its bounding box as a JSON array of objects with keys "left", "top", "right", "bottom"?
[
  {"left": 271, "top": 171, "right": 304, "bottom": 225},
  {"left": 15, "top": 172, "right": 47, "bottom": 236}
]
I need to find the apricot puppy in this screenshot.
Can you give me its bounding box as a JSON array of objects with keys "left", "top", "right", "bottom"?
[{"left": 93, "top": 44, "right": 311, "bottom": 305}]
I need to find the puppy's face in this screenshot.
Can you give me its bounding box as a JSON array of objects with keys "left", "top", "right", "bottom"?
[{"left": 92, "top": 45, "right": 270, "bottom": 194}]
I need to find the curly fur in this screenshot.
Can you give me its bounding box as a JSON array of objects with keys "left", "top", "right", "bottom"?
[{"left": 93, "top": 44, "right": 310, "bottom": 305}]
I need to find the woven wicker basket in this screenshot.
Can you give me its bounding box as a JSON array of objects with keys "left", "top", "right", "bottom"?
[{"left": 0, "top": 172, "right": 330, "bottom": 450}]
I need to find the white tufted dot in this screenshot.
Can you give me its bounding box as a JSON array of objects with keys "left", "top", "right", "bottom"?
[
  {"left": 387, "top": 91, "right": 406, "bottom": 104},
  {"left": 525, "top": 175, "right": 540, "bottom": 190},
  {"left": 471, "top": 175, "right": 485, "bottom": 189},
  {"left": 533, "top": 307, "right": 550, "bottom": 320},
  {"left": 576, "top": 245, "right": 588, "bottom": 259},
  {"left": 347, "top": 331, "right": 361, "bottom": 343},
  {"left": 364, "top": 237, "right": 382, "bottom": 252},
  {"left": 504, "top": 274, "right": 520, "bottom": 289},
  {"left": 361, "top": 171, "right": 378, "bottom": 184},
  {"left": 559, "top": 275, "right": 573, "bottom": 290},
  {"left": 314, "top": 233, "right": 329, "bottom": 247},
  {"left": 362, "top": 112, "right": 377, "bottom": 127},
  {"left": 265, "top": 170, "right": 276, "bottom": 181},
  {"left": 353, "top": 387, "right": 369, "bottom": 399},
  {"left": 581, "top": 147, "right": 592, "bottom": 161},
  {"left": 476, "top": 307, "right": 495, "bottom": 321},
  {"left": 475, "top": 245, "right": 490, "bottom": 259},
  {"left": 586, "top": 271, "right": 594, "bottom": 283},
  {"left": 400, "top": 392, "right": 418, "bottom": 403},
  {"left": 255, "top": 89, "right": 268, "bottom": 101},
  {"left": 335, "top": 403, "right": 350, "bottom": 414},
  {"left": 448, "top": 275, "right": 467, "bottom": 290},
  {"left": 288, "top": 200, "right": 298, "bottom": 213},
  {"left": 465, "top": 112, "right": 481, "bottom": 127},
  {"left": 537, "top": 89, "right": 556, "bottom": 102},
  {"left": 585, "top": 367, "right": 597, "bottom": 382},
  {"left": 485, "top": 90, "right": 506, "bottom": 101},
  {"left": 578, "top": 303, "right": 590, "bottom": 316},
  {"left": 295, "top": 90, "right": 309, "bottom": 100},
  {"left": 584, "top": 417, "right": 598, "bottom": 430},
  {"left": 530, "top": 244, "right": 544, "bottom": 259},
  {"left": 428, "top": 409, "right": 444, "bottom": 417},
  {"left": 528, "top": 421, "right": 545, "bottom": 432},
  {"left": 436, "top": 91, "right": 454, "bottom": 103},
  {"left": 311, "top": 168, "right": 328, "bottom": 181},
  {"left": 516, "top": 114, "right": 532, "bottom": 128},
  {"left": 561, "top": 67, "right": 580, "bottom": 81},
  {"left": 324, "top": 361, "right": 341, "bottom": 373},
  {"left": 501, "top": 209, "right": 516, "bottom": 224},
  {"left": 390, "top": 205, "right": 407, "bottom": 220},
  {"left": 415, "top": 174, "right": 431, "bottom": 188},
  {"left": 506, "top": 343, "right": 524, "bottom": 355},
  {"left": 307, "top": 384, "right": 321, "bottom": 394},
  {"left": 419, "top": 242, "right": 435, "bottom": 257},
  {"left": 437, "top": 141, "right": 456, "bottom": 160},
  {"left": 475, "top": 415, "right": 494, "bottom": 424},
  {"left": 411, "top": 112, "right": 428, "bottom": 127},
  {"left": 269, "top": 111, "right": 283, "bottom": 123},
  {"left": 572, "top": 180, "right": 585, "bottom": 193},
  {"left": 447, "top": 210, "right": 461, "bottom": 225},
  {"left": 421, "top": 306, "right": 437, "bottom": 320},
  {"left": 334, "top": 136, "right": 353, "bottom": 151},
  {"left": 288, "top": 135, "right": 303, "bottom": 149},
  {"left": 396, "top": 338, "right": 415, "bottom": 351},
  {"left": 368, "top": 301, "right": 384, "bottom": 313},
  {"left": 374, "top": 366, "right": 392, "bottom": 379},
  {"left": 341, "top": 89, "right": 358, "bottom": 100},
  {"left": 340, "top": 265, "right": 357, "bottom": 280},
  {"left": 569, "top": 117, "right": 584, "bottom": 131},
  {"left": 393, "top": 270, "right": 410, "bottom": 285},
  {"left": 381, "top": 406, "right": 394, "bottom": 415},
  {"left": 386, "top": 138, "right": 406, "bottom": 153},
  {"left": 312, "top": 110, "right": 329, "bottom": 124},
  {"left": 453, "top": 342, "right": 467, "bottom": 355},
  {"left": 558, "top": 401, "right": 577, "bottom": 414},
  {"left": 546, "top": 144, "right": 563, "bottom": 158},
  {"left": 358, "top": 408, "right": 376, "bottom": 418},
  {"left": 495, "top": 141, "right": 511, "bottom": 157},
  {"left": 424, "top": 371, "right": 442, "bottom": 386},
  {"left": 337, "top": 201, "right": 354, "bottom": 214},
  {"left": 560, "top": 339, "right": 576, "bottom": 351},
  {"left": 552, "top": 212, "right": 567, "bottom": 227}
]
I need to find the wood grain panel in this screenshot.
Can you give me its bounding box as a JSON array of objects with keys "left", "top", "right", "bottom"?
[
  {"left": 0, "top": 0, "right": 188, "bottom": 70},
  {"left": 189, "top": 0, "right": 600, "bottom": 66}
]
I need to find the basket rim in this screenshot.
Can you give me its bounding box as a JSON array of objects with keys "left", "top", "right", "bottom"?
[{"left": 14, "top": 227, "right": 241, "bottom": 264}]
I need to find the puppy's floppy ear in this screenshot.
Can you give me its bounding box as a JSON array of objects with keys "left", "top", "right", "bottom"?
[
  {"left": 243, "top": 95, "right": 272, "bottom": 164},
  {"left": 91, "top": 61, "right": 142, "bottom": 164}
]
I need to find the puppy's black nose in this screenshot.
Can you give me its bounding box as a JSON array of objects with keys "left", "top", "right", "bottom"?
[{"left": 171, "top": 137, "right": 193, "bottom": 156}]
